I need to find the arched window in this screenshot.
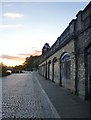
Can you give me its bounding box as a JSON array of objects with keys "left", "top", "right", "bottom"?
[{"left": 61, "top": 53, "right": 71, "bottom": 80}]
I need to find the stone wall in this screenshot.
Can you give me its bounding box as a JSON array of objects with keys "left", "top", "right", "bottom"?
[
  {"left": 75, "top": 2, "right": 91, "bottom": 99},
  {"left": 39, "top": 2, "right": 91, "bottom": 100},
  {"left": 76, "top": 28, "right": 91, "bottom": 99},
  {"left": 39, "top": 40, "right": 75, "bottom": 92}
]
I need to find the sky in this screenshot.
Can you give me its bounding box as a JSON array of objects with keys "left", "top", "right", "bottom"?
[{"left": 0, "top": 2, "right": 89, "bottom": 66}]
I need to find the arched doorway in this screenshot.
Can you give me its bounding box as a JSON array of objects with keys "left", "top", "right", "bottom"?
[
  {"left": 48, "top": 60, "right": 51, "bottom": 80},
  {"left": 60, "top": 52, "right": 71, "bottom": 87},
  {"left": 43, "top": 63, "right": 46, "bottom": 77},
  {"left": 45, "top": 61, "right": 47, "bottom": 79},
  {"left": 52, "top": 57, "right": 59, "bottom": 83},
  {"left": 85, "top": 45, "right": 91, "bottom": 101}
]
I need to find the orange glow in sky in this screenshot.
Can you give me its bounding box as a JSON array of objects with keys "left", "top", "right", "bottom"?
[
  {"left": 0, "top": 2, "right": 88, "bottom": 66},
  {"left": 0, "top": 58, "right": 24, "bottom": 67},
  {"left": 0, "top": 50, "right": 42, "bottom": 66}
]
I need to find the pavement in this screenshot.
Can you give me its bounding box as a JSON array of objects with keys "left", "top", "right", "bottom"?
[
  {"left": 2, "top": 73, "right": 60, "bottom": 119},
  {"left": 1, "top": 71, "right": 91, "bottom": 119},
  {"left": 35, "top": 71, "right": 90, "bottom": 119}
]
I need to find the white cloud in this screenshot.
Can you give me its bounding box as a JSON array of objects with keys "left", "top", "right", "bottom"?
[
  {"left": 0, "top": 24, "right": 23, "bottom": 28},
  {"left": 4, "top": 4, "right": 13, "bottom": 7},
  {"left": 3, "top": 12, "right": 24, "bottom": 19}
]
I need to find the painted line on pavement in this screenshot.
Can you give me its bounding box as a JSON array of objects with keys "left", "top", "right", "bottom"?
[{"left": 34, "top": 73, "right": 61, "bottom": 118}]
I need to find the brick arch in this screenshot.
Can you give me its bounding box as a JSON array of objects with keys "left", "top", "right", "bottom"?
[
  {"left": 52, "top": 57, "right": 59, "bottom": 83},
  {"left": 60, "top": 52, "right": 71, "bottom": 87},
  {"left": 53, "top": 57, "right": 57, "bottom": 63},
  {"left": 60, "top": 52, "right": 70, "bottom": 60},
  {"left": 48, "top": 60, "right": 52, "bottom": 80}
]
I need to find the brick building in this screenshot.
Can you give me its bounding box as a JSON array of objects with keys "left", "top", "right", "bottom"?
[{"left": 38, "top": 2, "right": 91, "bottom": 101}]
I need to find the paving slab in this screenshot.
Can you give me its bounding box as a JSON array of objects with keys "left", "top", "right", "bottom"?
[{"left": 35, "top": 72, "right": 90, "bottom": 119}]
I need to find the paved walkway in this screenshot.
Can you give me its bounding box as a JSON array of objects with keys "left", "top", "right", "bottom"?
[
  {"left": 2, "top": 73, "right": 60, "bottom": 118},
  {"left": 2, "top": 72, "right": 90, "bottom": 119},
  {"left": 35, "top": 71, "right": 90, "bottom": 119}
]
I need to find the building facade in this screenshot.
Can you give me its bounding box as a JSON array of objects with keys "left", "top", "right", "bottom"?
[{"left": 38, "top": 2, "right": 91, "bottom": 101}]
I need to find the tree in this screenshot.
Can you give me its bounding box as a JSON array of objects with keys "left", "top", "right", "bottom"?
[
  {"left": 13, "top": 65, "right": 23, "bottom": 73},
  {"left": 23, "top": 55, "right": 41, "bottom": 71},
  {"left": 0, "top": 63, "right": 8, "bottom": 77}
]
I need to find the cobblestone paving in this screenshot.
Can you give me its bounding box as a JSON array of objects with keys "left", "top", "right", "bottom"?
[
  {"left": 0, "top": 78, "right": 2, "bottom": 119},
  {"left": 2, "top": 73, "right": 60, "bottom": 118}
]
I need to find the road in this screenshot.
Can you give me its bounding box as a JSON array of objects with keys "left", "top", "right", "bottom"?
[{"left": 2, "top": 72, "right": 60, "bottom": 118}]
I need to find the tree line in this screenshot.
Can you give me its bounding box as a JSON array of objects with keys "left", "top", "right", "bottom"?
[{"left": 1, "top": 43, "right": 50, "bottom": 77}]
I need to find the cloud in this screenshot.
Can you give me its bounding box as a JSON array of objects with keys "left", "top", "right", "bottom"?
[
  {"left": 30, "top": 50, "right": 42, "bottom": 56},
  {"left": 1, "top": 54, "right": 25, "bottom": 61},
  {"left": 0, "top": 51, "right": 42, "bottom": 66},
  {"left": 1, "top": 50, "right": 41, "bottom": 61},
  {"left": 18, "top": 53, "right": 32, "bottom": 56},
  {"left": 0, "top": 24, "right": 23, "bottom": 28},
  {"left": 19, "top": 50, "right": 42, "bottom": 57},
  {"left": 3, "top": 12, "right": 24, "bottom": 19}
]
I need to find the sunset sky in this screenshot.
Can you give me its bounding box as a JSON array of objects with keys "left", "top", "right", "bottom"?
[{"left": 0, "top": 1, "right": 89, "bottom": 66}]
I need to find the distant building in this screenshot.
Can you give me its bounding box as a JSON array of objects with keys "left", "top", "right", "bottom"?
[{"left": 38, "top": 2, "right": 91, "bottom": 101}]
